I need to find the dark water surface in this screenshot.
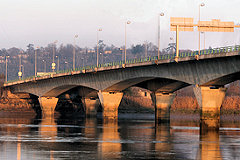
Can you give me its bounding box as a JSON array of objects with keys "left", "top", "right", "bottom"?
[{"left": 0, "top": 113, "right": 240, "bottom": 160}]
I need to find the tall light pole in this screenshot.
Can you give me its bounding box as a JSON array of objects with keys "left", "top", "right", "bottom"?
[
  {"left": 42, "top": 60, "right": 46, "bottom": 72},
  {"left": 5, "top": 56, "right": 9, "bottom": 82},
  {"left": 21, "top": 65, "right": 24, "bottom": 79},
  {"left": 201, "top": 32, "right": 206, "bottom": 50},
  {"left": 52, "top": 40, "right": 58, "bottom": 72},
  {"left": 56, "top": 56, "right": 59, "bottom": 72},
  {"left": 73, "top": 35, "right": 78, "bottom": 70},
  {"left": 97, "top": 28, "right": 102, "bottom": 67},
  {"left": 81, "top": 58, "right": 84, "bottom": 67},
  {"left": 64, "top": 61, "right": 68, "bottom": 70},
  {"left": 158, "top": 12, "right": 164, "bottom": 58},
  {"left": 18, "top": 53, "right": 22, "bottom": 80},
  {"left": 199, "top": 3, "right": 205, "bottom": 55},
  {"left": 35, "top": 47, "right": 39, "bottom": 77},
  {"left": 125, "top": 21, "right": 131, "bottom": 64}
]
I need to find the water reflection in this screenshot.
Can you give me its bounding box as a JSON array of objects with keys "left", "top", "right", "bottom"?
[
  {"left": 0, "top": 113, "right": 240, "bottom": 159},
  {"left": 197, "top": 130, "right": 222, "bottom": 160},
  {"left": 98, "top": 120, "right": 121, "bottom": 159},
  {"left": 155, "top": 123, "right": 172, "bottom": 159},
  {"left": 39, "top": 118, "right": 57, "bottom": 139}
]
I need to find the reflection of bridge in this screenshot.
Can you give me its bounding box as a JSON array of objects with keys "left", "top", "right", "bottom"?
[{"left": 3, "top": 45, "right": 240, "bottom": 129}]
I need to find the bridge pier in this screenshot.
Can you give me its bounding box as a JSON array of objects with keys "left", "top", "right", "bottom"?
[
  {"left": 38, "top": 97, "right": 59, "bottom": 119},
  {"left": 82, "top": 98, "right": 100, "bottom": 117},
  {"left": 98, "top": 91, "right": 123, "bottom": 120},
  {"left": 152, "top": 93, "right": 176, "bottom": 124},
  {"left": 194, "top": 86, "right": 227, "bottom": 131}
]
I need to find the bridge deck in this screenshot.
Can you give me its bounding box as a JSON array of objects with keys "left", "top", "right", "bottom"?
[{"left": 4, "top": 45, "right": 240, "bottom": 87}]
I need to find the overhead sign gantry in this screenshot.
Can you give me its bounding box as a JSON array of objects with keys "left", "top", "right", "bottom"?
[{"left": 170, "top": 17, "right": 240, "bottom": 62}]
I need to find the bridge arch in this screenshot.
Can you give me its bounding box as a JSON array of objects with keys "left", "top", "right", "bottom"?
[
  {"left": 201, "top": 71, "right": 240, "bottom": 86},
  {"left": 103, "top": 77, "right": 190, "bottom": 93}
]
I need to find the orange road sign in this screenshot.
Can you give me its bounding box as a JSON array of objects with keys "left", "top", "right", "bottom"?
[
  {"left": 170, "top": 17, "right": 194, "bottom": 31},
  {"left": 198, "top": 19, "right": 234, "bottom": 32}
]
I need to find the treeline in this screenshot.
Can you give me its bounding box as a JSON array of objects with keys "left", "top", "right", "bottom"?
[{"left": 0, "top": 41, "right": 177, "bottom": 81}]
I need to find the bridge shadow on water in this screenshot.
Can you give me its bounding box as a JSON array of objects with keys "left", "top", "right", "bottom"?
[{"left": 0, "top": 111, "right": 239, "bottom": 159}]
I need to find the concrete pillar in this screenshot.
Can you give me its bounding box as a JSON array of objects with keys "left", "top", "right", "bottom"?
[
  {"left": 152, "top": 93, "right": 176, "bottom": 123},
  {"left": 38, "top": 97, "right": 59, "bottom": 119},
  {"left": 98, "top": 91, "right": 123, "bottom": 120},
  {"left": 82, "top": 98, "right": 100, "bottom": 117},
  {"left": 194, "top": 86, "right": 227, "bottom": 130}
]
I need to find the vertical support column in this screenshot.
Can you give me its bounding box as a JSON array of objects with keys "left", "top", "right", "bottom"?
[
  {"left": 82, "top": 98, "right": 100, "bottom": 117},
  {"left": 193, "top": 86, "right": 227, "bottom": 130},
  {"left": 98, "top": 91, "right": 123, "bottom": 120},
  {"left": 38, "top": 97, "right": 58, "bottom": 119},
  {"left": 152, "top": 93, "right": 176, "bottom": 124}
]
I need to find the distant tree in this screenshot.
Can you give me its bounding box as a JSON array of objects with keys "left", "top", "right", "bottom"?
[
  {"left": 131, "top": 44, "right": 144, "bottom": 55},
  {"left": 26, "top": 44, "right": 34, "bottom": 54}
]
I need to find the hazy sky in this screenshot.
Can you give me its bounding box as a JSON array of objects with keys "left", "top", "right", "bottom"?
[{"left": 0, "top": 0, "right": 240, "bottom": 50}]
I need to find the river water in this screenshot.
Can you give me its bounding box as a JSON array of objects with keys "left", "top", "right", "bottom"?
[{"left": 0, "top": 113, "right": 240, "bottom": 160}]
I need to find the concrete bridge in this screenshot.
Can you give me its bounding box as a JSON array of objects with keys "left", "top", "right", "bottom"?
[{"left": 3, "top": 45, "right": 240, "bottom": 130}]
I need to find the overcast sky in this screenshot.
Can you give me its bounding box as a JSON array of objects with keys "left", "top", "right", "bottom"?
[{"left": 0, "top": 0, "right": 240, "bottom": 50}]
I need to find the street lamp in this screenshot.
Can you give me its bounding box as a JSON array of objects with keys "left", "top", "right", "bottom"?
[
  {"left": 56, "top": 56, "right": 60, "bottom": 72},
  {"left": 201, "top": 32, "right": 206, "bottom": 50},
  {"left": 52, "top": 40, "right": 58, "bottom": 72},
  {"left": 64, "top": 61, "right": 68, "bottom": 70},
  {"left": 125, "top": 21, "right": 131, "bottom": 64},
  {"left": 35, "top": 47, "right": 39, "bottom": 77},
  {"left": 42, "top": 60, "right": 46, "bottom": 72},
  {"left": 199, "top": 3, "right": 205, "bottom": 55},
  {"left": 158, "top": 12, "right": 164, "bottom": 58},
  {"left": 21, "top": 65, "right": 24, "bottom": 79},
  {"left": 97, "top": 28, "right": 102, "bottom": 67},
  {"left": 18, "top": 53, "right": 22, "bottom": 80},
  {"left": 100, "top": 52, "right": 104, "bottom": 64},
  {"left": 73, "top": 35, "right": 78, "bottom": 70},
  {"left": 81, "top": 58, "right": 84, "bottom": 67},
  {"left": 5, "top": 56, "right": 10, "bottom": 82}
]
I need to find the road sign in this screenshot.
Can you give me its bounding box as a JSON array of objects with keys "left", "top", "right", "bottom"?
[
  {"left": 198, "top": 19, "right": 234, "bottom": 32},
  {"left": 170, "top": 17, "right": 194, "bottom": 32}
]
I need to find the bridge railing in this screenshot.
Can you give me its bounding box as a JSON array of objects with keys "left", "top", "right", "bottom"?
[{"left": 5, "top": 44, "right": 240, "bottom": 84}]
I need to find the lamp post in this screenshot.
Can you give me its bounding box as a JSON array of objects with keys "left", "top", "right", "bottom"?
[
  {"left": 125, "top": 21, "right": 131, "bottom": 64},
  {"left": 5, "top": 56, "right": 9, "bottom": 82},
  {"left": 100, "top": 52, "right": 104, "bottom": 64},
  {"left": 97, "top": 28, "right": 102, "bottom": 67},
  {"left": 52, "top": 40, "right": 58, "bottom": 72},
  {"left": 201, "top": 32, "right": 206, "bottom": 50},
  {"left": 42, "top": 60, "right": 46, "bottom": 72},
  {"left": 119, "top": 48, "right": 124, "bottom": 61},
  {"left": 199, "top": 3, "right": 205, "bottom": 55},
  {"left": 35, "top": 47, "right": 39, "bottom": 77},
  {"left": 81, "top": 58, "right": 84, "bottom": 67},
  {"left": 158, "top": 12, "right": 164, "bottom": 58},
  {"left": 56, "top": 56, "right": 59, "bottom": 72},
  {"left": 73, "top": 35, "right": 78, "bottom": 70},
  {"left": 18, "top": 54, "right": 22, "bottom": 80},
  {"left": 64, "top": 61, "right": 68, "bottom": 70},
  {"left": 21, "top": 65, "right": 24, "bottom": 79}
]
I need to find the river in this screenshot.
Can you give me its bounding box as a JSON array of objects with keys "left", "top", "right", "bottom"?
[{"left": 0, "top": 112, "right": 239, "bottom": 160}]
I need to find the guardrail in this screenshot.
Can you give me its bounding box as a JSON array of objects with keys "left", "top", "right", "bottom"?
[{"left": 5, "top": 45, "right": 240, "bottom": 84}]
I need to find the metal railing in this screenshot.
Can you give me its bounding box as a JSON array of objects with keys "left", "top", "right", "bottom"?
[{"left": 5, "top": 45, "right": 240, "bottom": 84}]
